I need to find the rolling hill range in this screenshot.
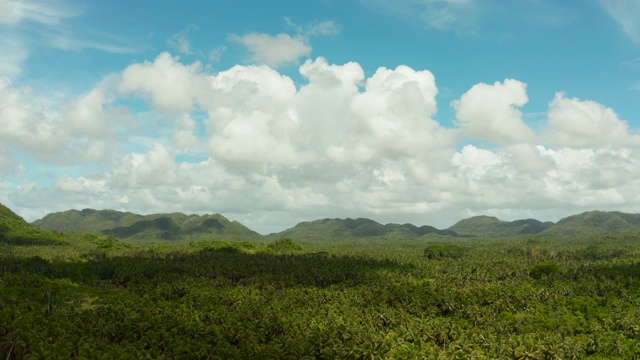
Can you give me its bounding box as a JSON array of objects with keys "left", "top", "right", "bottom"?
[
  {"left": 26, "top": 206, "right": 640, "bottom": 242},
  {"left": 268, "top": 217, "right": 466, "bottom": 241},
  {"left": 447, "top": 216, "right": 555, "bottom": 237},
  {"left": 447, "top": 211, "right": 640, "bottom": 237},
  {"left": 33, "top": 209, "right": 261, "bottom": 242}
]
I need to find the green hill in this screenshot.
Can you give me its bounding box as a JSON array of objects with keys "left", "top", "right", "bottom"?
[
  {"left": 33, "top": 209, "right": 261, "bottom": 242},
  {"left": 269, "top": 217, "right": 463, "bottom": 241},
  {"left": 32, "top": 208, "right": 145, "bottom": 233},
  {"left": 383, "top": 223, "right": 463, "bottom": 238},
  {"left": 448, "top": 216, "right": 553, "bottom": 237},
  {"left": 0, "top": 203, "right": 66, "bottom": 245},
  {"left": 549, "top": 210, "right": 640, "bottom": 235},
  {"left": 448, "top": 211, "right": 640, "bottom": 237}
]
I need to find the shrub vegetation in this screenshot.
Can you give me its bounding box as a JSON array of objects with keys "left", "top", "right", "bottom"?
[{"left": 2, "top": 230, "right": 640, "bottom": 358}]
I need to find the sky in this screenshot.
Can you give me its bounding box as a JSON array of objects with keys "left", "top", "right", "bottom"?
[{"left": 1, "top": 0, "right": 640, "bottom": 234}]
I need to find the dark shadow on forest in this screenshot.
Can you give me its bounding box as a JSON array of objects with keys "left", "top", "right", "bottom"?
[
  {"left": 0, "top": 250, "right": 409, "bottom": 289},
  {"left": 572, "top": 261, "right": 640, "bottom": 281}
]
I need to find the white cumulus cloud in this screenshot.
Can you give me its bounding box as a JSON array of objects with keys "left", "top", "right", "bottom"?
[
  {"left": 62, "top": 87, "right": 112, "bottom": 137},
  {"left": 453, "top": 79, "right": 536, "bottom": 145},
  {"left": 547, "top": 92, "right": 639, "bottom": 148},
  {"left": 0, "top": 77, "right": 68, "bottom": 160},
  {"left": 118, "top": 52, "right": 212, "bottom": 112},
  {"left": 112, "top": 144, "right": 178, "bottom": 188},
  {"left": 172, "top": 113, "right": 200, "bottom": 152},
  {"left": 5, "top": 53, "right": 640, "bottom": 233}
]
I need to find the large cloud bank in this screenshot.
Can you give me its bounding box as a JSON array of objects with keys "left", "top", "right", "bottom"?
[{"left": 2, "top": 53, "right": 639, "bottom": 233}]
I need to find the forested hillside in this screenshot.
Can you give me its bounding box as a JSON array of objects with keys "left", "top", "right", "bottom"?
[
  {"left": 33, "top": 209, "right": 261, "bottom": 242},
  {"left": 269, "top": 217, "right": 463, "bottom": 241},
  {"left": 0, "top": 203, "right": 66, "bottom": 245},
  {"left": 33, "top": 208, "right": 640, "bottom": 242},
  {"left": 549, "top": 210, "right": 640, "bottom": 234},
  {"left": 32, "top": 209, "right": 143, "bottom": 233},
  {"left": 448, "top": 216, "right": 554, "bottom": 237}
]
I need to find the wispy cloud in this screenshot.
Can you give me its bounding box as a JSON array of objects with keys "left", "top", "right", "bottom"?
[
  {"left": 0, "top": 0, "right": 79, "bottom": 25},
  {"left": 598, "top": 0, "right": 640, "bottom": 44},
  {"left": 360, "top": 0, "right": 579, "bottom": 38},
  {"left": 168, "top": 24, "right": 199, "bottom": 55},
  {"left": 359, "top": 0, "right": 478, "bottom": 35},
  {"left": 208, "top": 46, "right": 226, "bottom": 62},
  {"left": 305, "top": 20, "right": 341, "bottom": 36},
  {"left": 0, "top": 0, "right": 143, "bottom": 77},
  {"left": 0, "top": 33, "right": 28, "bottom": 76},
  {"left": 230, "top": 33, "right": 311, "bottom": 68},
  {"left": 421, "top": 0, "right": 474, "bottom": 32},
  {"left": 0, "top": 0, "right": 80, "bottom": 76},
  {"left": 621, "top": 57, "right": 640, "bottom": 68},
  {"left": 168, "top": 24, "right": 228, "bottom": 61},
  {"left": 285, "top": 18, "right": 341, "bottom": 37},
  {"left": 621, "top": 58, "right": 640, "bottom": 92},
  {"left": 50, "top": 35, "right": 140, "bottom": 54},
  {"left": 230, "top": 19, "right": 339, "bottom": 68}
]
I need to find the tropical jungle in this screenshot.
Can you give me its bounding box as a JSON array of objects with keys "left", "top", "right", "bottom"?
[{"left": 2, "top": 202, "right": 640, "bottom": 359}]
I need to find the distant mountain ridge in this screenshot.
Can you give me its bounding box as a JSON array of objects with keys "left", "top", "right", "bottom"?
[
  {"left": 269, "top": 217, "right": 466, "bottom": 240},
  {"left": 33, "top": 208, "right": 143, "bottom": 233},
  {"left": 271, "top": 211, "right": 640, "bottom": 240},
  {"left": 33, "top": 209, "right": 261, "bottom": 242},
  {"left": 29, "top": 207, "right": 640, "bottom": 242},
  {"left": 549, "top": 211, "right": 640, "bottom": 235},
  {"left": 448, "top": 216, "right": 554, "bottom": 237}
]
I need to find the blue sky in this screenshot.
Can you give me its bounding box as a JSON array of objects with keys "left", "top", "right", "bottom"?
[{"left": 1, "top": 0, "right": 640, "bottom": 233}]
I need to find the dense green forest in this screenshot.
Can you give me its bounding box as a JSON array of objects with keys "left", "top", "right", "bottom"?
[{"left": 3, "top": 204, "right": 640, "bottom": 358}]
